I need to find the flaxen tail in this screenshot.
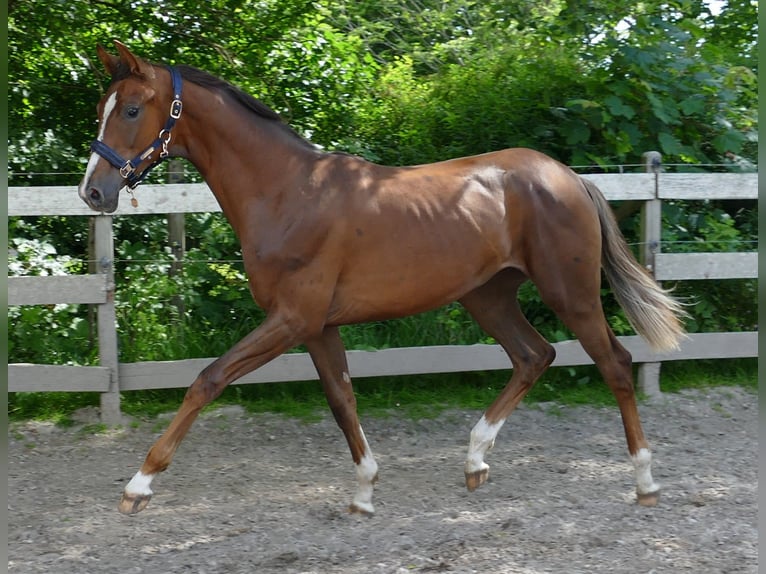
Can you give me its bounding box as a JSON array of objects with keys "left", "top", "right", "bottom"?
[{"left": 581, "top": 177, "right": 688, "bottom": 352}]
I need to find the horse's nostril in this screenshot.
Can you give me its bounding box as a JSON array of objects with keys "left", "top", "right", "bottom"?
[{"left": 90, "top": 188, "right": 101, "bottom": 201}]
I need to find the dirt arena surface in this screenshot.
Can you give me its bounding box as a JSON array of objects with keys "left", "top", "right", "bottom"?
[{"left": 9, "top": 385, "right": 756, "bottom": 573}]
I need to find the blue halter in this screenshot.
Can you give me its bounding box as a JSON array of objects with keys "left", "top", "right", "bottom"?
[{"left": 90, "top": 66, "right": 183, "bottom": 189}]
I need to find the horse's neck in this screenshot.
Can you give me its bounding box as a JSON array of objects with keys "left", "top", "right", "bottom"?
[{"left": 175, "top": 84, "right": 319, "bottom": 228}]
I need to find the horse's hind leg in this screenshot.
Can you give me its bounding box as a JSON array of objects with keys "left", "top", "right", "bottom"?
[
  {"left": 537, "top": 275, "right": 661, "bottom": 506},
  {"left": 459, "top": 269, "right": 555, "bottom": 491},
  {"left": 305, "top": 326, "right": 379, "bottom": 514}
]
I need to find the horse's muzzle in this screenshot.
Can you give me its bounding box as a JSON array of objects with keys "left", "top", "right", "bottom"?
[{"left": 78, "top": 182, "right": 119, "bottom": 214}]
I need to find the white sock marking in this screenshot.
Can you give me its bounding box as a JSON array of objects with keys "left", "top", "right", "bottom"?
[
  {"left": 631, "top": 448, "right": 659, "bottom": 495},
  {"left": 124, "top": 470, "right": 155, "bottom": 497},
  {"left": 351, "top": 427, "right": 378, "bottom": 513},
  {"left": 465, "top": 415, "right": 505, "bottom": 475},
  {"left": 79, "top": 92, "right": 118, "bottom": 200}
]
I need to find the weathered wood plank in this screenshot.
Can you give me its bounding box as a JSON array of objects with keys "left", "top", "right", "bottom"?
[
  {"left": 645, "top": 331, "right": 758, "bottom": 361},
  {"left": 8, "top": 364, "right": 111, "bottom": 392},
  {"left": 658, "top": 173, "right": 758, "bottom": 200},
  {"left": 654, "top": 252, "right": 757, "bottom": 280},
  {"left": 8, "top": 275, "right": 108, "bottom": 306},
  {"left": 119, "top": 354, "right": 317, "bottom": 390},
  {"left": 116, "top": 332, "right": 757, "bottom": 391},
  {"left": 8, "top": 184, "right": 221, "bottom": 216},
  {"left": 8, "top": 176, "right": 655, "bottom": 217},
  {"left": 8, "top": 173, "right": 756, "bottom": 217},
  {"left": 582, "top": 174, "right": 656, "bottom": 200},
  {"left": 12, "top": 332, "right": 755, "bottom": 393}
]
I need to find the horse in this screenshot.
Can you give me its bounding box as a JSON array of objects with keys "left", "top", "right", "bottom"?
[{"left": 79, "top": 41, "right": 686, "bottom": 516}]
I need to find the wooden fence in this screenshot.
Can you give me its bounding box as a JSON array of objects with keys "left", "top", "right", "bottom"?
[{"left": 8, "top": 164, "right": 758, "bottom": 423}]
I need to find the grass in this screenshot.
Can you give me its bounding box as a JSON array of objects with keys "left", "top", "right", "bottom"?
[
  {"left": 657, "top": 358, "right": 757, "bottom": 394},
  {"left": 8, "top": 358, "right": 757, "bottom": 426}
]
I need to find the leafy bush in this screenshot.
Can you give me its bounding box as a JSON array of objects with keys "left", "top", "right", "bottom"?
[{"left": 659, "top": 200, "right": 757, "bottom": 333}]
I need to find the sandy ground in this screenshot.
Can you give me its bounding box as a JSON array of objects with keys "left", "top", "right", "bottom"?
[{"left": 8, "top": 385, "right": 757, "bottom": 573}]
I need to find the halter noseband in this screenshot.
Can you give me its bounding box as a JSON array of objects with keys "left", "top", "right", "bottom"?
[{"left": 90, "top": 66, "right": 183, "bottom": 190}]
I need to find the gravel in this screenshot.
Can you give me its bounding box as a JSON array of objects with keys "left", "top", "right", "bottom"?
[{"left": 9, "top": 385, "right": 757, "bottom": 573}]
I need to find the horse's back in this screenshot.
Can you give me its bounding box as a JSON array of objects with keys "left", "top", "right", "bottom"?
[{"left": 321, "top": 147, "right": 599, "bottom": 323}]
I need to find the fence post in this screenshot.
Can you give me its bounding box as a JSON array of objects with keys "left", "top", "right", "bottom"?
[
  {"left": 94, "top": 215, "right": 122, "bottom": 424},
  {"left": 167, "top": 160, "right": 186, "bottom": 323},
  {"left": 637, "top": 151, "right": 663, "bottom": 399}
]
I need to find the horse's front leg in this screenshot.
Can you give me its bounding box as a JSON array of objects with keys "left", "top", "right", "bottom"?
[
  {"left": 305, "top": 326, "right": 379, "bottom": 515},
  {"left": 118, "top": 313, "right": 303, "bottom": 514}
]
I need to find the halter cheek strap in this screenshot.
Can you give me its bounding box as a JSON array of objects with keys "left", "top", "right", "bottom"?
[{"left": 90, "top": 66, "right": 183, "bottom": 189}]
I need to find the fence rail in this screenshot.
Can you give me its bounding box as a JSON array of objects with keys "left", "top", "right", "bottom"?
[{"left": 8, "top": 167, "right": 758, "bottom": 423}]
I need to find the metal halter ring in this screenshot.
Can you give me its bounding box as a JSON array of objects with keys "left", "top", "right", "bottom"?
[{"left": 159, "top": 129, "right": 172, "bottom": 158}]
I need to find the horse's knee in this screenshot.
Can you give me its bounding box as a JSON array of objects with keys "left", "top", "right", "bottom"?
[{"left": 185, "top": 365, "right": 224, "bottom": 405}]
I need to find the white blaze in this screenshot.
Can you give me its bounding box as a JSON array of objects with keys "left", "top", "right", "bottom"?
[{"left": 79, "top": 92, "right": 118, "bottom": 199}]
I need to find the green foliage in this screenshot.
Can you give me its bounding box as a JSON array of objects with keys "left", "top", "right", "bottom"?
[
  {"left": 662, "top": 202, "right": 756, "bottom": 253},
  {"left": 8, "top": 218, "right": 94, "bottom": 364},
  {"left": 8, "top": 305, "right": 94, "bottom": 365},
  {"left": 350, "top": 2, "right": 757, "bottom": 168},
  {"left": 355, "top": 46, "right": 587, "bottom": 165},
  {"left": 659, "top": 201, "right": 757, "bottom": 333},
  {"left": 9, "top": 0, "right": 757, "bottom": 178}
]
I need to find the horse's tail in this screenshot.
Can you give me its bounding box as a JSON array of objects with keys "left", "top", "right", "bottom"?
[{"left": 581, "top": 177, "right": 688, "bottom": 352}]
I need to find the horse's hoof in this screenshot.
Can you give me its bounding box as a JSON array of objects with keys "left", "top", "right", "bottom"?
[
  {"left": 348, "top": 502, "right": 375, "bottom": 516},
  {"left": 637, "top": 490, "right": 660, "bottom": 507},
  {"left": 465, "top": 467, "right": 489, "bottom": 492},
  {"left": 118, "top": 492, "right": 152, "bottom": 515}
]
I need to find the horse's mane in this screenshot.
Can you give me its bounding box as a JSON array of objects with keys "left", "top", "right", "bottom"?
[
  {"left": 175, "top": 65, "right": 281, "bottom": 121},
  {"left": 175, "top": 65, "right": 315, "bottom": 148},
  {"left": 107, "top": 60, "right": 314, "bottom": 148}
]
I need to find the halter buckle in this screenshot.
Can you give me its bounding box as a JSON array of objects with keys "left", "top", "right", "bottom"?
[
  {"left": 170, "top": 99, "right": 183, "bottom": 119},
  {"left": 119, "top": 161, "right": 136, "bottom": 179}
]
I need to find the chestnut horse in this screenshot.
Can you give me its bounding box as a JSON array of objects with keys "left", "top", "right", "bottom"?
[{"left": 79, "top": 41, "right": 686, "bottom": 515}]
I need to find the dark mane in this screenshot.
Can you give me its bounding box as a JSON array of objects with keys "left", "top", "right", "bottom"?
[
  {"left": 176, "top": 65, "right": 314, "bottom": 148},
  {"left": 175, "top": 65, "right": 281, "bottom": 121},
  {"left": 108, "top": 60, "right": 313, "bottom": 148}
]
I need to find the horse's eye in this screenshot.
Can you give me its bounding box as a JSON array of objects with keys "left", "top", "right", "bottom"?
[{"left": 125, "top": 106, "right": 140, "bottom": 119}]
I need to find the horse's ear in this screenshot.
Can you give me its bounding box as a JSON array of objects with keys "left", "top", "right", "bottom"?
[
  {"left": 97, "top": 43, "right": 121, "bottom": 76},
  {"left": 113, "top": 40, "right": 156, "bottom": 79}
]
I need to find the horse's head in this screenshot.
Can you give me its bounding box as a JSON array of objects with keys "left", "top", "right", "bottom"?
[{"left": 79, "top": 41, "right": 182, "bottom": 213}]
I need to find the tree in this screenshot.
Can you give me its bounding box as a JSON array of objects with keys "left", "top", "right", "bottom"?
[
  {"left": 9, "top": 0, "right": 757, "bottom": 177},
  {"left": 8, "top": 0, "right": 359, "bottom": 183},
  {"left": 343, "top": 0, "right": 757, "bottom": 168}
]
